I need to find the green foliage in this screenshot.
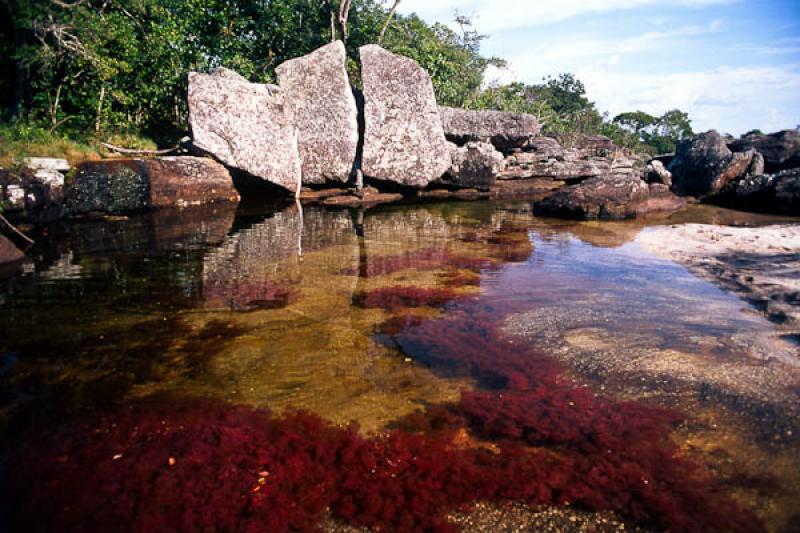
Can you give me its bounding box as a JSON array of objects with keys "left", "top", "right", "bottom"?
[
  {"left": 0, "top": 0, "right": 694, "bottom": 158},
  {"left": 613, "top": 108, "right": 693, "bottom": 154}
]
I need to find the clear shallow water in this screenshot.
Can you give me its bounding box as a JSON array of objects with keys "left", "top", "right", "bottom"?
[{"left": 0, "top": 200, "right": 798, "bottom": 531}]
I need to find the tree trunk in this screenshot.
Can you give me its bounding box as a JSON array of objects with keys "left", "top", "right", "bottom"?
[
  {"left": 378, "top": 0, "right": 400, "bottom": 45},
  {"left": 95, "top": 85, "right": 105, "bottom": 133}
]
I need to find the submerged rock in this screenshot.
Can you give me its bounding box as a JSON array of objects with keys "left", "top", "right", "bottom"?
[
  {"left": 440, "top": 141, "right": 505, "bottom": 191},
  {"left": 66, "top": 157, "right": 239, "bottom": 214},
  {"left": 668, "top": 130, "right": 754, "bottom": 198},
  {"left": 439, "top": 106, "right": 541, "bottom": 152},
  {"left": 188, "top": 67, "right": 300, "bottom": 192},
  {"left": 729, "top": 129, "right": 800, "bottom": 173},
  {"left": 360, "top": 45, "right": 451, "bottom": 188},
  {"left": 534, "top": 175, "right": 684, "bottom": 220},
  {"left": 276, "top": 40, "right": 359, "bottom": 185}
]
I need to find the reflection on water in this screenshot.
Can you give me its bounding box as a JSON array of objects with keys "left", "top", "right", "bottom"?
[{"left": 0, "top": 201, "right": 798, "bottom": 531}]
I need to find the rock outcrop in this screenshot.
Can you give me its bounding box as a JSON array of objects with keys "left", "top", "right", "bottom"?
[
  {"left": 276, "top": 41, "right": 359, "bottom": 185},
  {"left": 723, "top": 168, "right": 800, "bottom": 215},
  {"left": 729, "top": 130, "right": 800, "bottom": 173},
  {"left": 439, "top": 107, "right": 541, "bottom": 151},
  {"left": 0, "top": 234, "right": 25, "bottom": 266},
  {"left": 188, "top": 67, "right": 301, "bottom": 192},
  {"left": 533, "top": 175, "right": 685, "bottom": 220},
  {"left": 501, "top": 135, "right": 641, "bottom": 183},
  {"left": 66, "top": 157, "right": 239, "bottom": 214},
  {"left": 440, "top": 142, "right": 505, "bottom": 190},
  {"left": 668, "top": 130, "right": 754, "bottom": 197},
  {"left": 359, "top": 45, "right": 451, "bottom": 188}
]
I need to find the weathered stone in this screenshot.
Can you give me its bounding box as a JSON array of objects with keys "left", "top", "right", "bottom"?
[
  {"left": 0, "top": 234, "right": 25, "bottom": 267},
  {"left": 533, "top": 175, "right": 682, "bottom": 220},
  {"left": 440, "top": 141, "right": 505, "bottom": 190},
  {"left": 360, "top": 45, "right": 451, "bottom": 188},
  {"left": 729, "top": 130, "right": 800, "bottom": 173},
  {"left": 188, "top": 67, "right": 300, "bottom": 192},
  {"left": 745, "top": 151, "right": 765, "bottom": 177},
  {"left": 66, "top": 157, "right": 238, "bottom": 214},
  {"left": 438, "top": 106, "right": 541, "bottom": 151},
  {"left": 23, "top": 157, "right": 70, "bottom": 172},
  {"left": 276, "top": 41, "right": 358, "bottom": 185},
  {"left": 32, "top": 169, "right": 66, "bottom": 205},
  {"left": 644, "top": 160, "right": 672, "bottom": 186},
  {"left": 668, "top": 130, "right": 754, "bottom": 197},
  {"left": 725, "top": 168, "right": 800, "bottom": 215},
  {"left": 522, "top": 136, "right": 565, "bottom": 159}
]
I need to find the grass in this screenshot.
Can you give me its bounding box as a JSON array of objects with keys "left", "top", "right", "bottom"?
[{"left": 0, "top": 121, "right": 158, "bottom": 168}]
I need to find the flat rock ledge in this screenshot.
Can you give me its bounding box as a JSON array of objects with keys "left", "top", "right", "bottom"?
[{"left": 636, "top": 223, "right": 800, "bottom": 332}]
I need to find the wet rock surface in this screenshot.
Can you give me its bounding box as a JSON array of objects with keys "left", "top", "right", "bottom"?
[
  {"left": 0, "top": 235, "right": 25, "bottom": 266},
  {"left": 188, "top": 67, "right": 301, "bottom": 192},
  {"left": 359, "top": 45, "right": 452, "bottom": 188},
  {"left": 276, "top": 41, "right": 359, "bottom": 185},
  {"left": 669, "top": 130, "right": 755, "bottom": 197},
  {"left": 66, "top": 157, "right": 239, "bottom": 214},
  {"left": 533, "top": 175, "right": 684, "bottom": 220},
  {"left": 439, "top": 106, "right": 541, "bottom": 151}
]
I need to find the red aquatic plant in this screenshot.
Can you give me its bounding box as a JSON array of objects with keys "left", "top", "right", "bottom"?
[
  {"left": 203, "top": 280, "right": 297, "bottom": 311},
  {"left": 353, "top": 286, "right": 466, "bottom": 311}
]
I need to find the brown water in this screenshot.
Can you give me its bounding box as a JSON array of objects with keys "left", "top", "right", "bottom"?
[{"left": 1, "top": 200, "right": 798, "bottom": 532}]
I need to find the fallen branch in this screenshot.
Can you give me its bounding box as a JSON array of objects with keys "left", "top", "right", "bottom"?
[
  {"left": 100, "top": 142, "right": 179, "bottom": 156},
  {"left": 0, "top": 213, "right": 35, "bottom": 245}
]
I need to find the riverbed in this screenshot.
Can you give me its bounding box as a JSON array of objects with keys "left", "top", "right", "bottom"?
[{"left": 1, "top": 200, "right": 798, "bottom": 532}]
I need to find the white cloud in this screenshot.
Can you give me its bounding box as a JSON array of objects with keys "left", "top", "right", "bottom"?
[
  {"left": 398, "top": 0, "right": 736, "bottom": 32},
  {"left": 576, "top": 65, "right": 800, "bottom": 134}
]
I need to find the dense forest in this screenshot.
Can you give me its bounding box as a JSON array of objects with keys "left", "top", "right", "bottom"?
[{"left": 0, "top": 0, "right": 693, "bottom": 157}]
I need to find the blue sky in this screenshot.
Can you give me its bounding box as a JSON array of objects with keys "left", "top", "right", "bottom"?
[{"left": 398, "top": 0, "right": 800, "bottom": 135}]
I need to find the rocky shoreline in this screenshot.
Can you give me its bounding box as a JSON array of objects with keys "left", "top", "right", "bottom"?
[{"left": 2, "top": 41, "right": 799, "bottom": 274}]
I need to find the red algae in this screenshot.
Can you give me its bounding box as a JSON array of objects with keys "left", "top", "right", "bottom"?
[{"left": 353, "top": 286, "right": 466, "bottom": 311}]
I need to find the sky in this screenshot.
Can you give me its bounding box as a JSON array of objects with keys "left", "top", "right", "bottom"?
[{"left": 396, "top": 0, "right": 800, "bottom": 135}]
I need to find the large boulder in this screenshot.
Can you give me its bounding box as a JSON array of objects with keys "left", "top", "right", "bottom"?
[
  {"left": 534, "top": 175, "right": 684, "bottom": 220},
  {"left": 668, "top": 130, "right": 754, "bottom": 197},
  {"left": 729, "top": 130, "right": 800, "bottom": 173},
  {"left": 188, "top": 67, "right": 300, "bottom": 192},
  {"left": 66, "top": 157, "right": 239, "bottom": 214},
  {"left": 276, "top": 41, "right": 359, "bottom": 185},
  {"left": 359, "top": 45, "right": 451, "bottom": 188},
  {"left": 438, "top": 107, "right": 541, "bottom": 152},
  {"left": 440, "top": 141, "right": 505, "bottom": 190}
]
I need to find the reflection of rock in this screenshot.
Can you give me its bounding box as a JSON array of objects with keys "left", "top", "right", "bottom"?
[
  {"left": 360, "top": 45, "right": 451, "bottom": 188},
  {"left": 188, "top": 68, "right": 300, "bottom": 191},
  {"left": 276, "top": 41, "right": 359, "bottom": 185},
  {"left": 202, "top": 205, "right": 354, "bottom": 310}
]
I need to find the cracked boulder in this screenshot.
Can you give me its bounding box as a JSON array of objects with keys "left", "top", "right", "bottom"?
[
  {"left": 276, "top": 41, "right": 359, "bottom": 185},
  {"left": 188, "top": 67, "right": 300, "bottom": 192}
]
